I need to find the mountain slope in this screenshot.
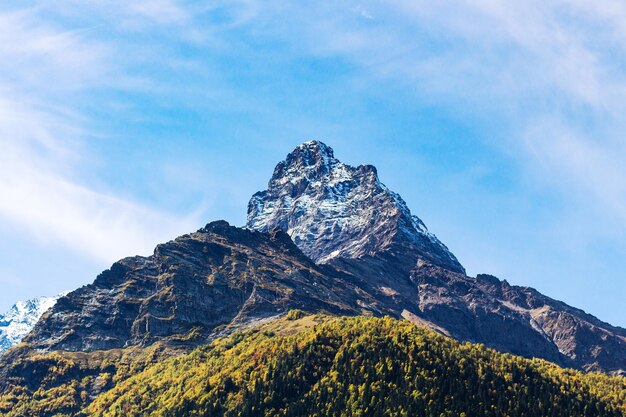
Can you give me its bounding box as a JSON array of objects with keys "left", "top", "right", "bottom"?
[
  {"left": 21, "top": 221, "right": 364, "bottom": 353},
  {"left": 0, "top": 292, "right": 66, "bottom": 354},
  {"left": 407, "top": 265, "right": 626, "bottom": 373},
  {"left": 85, "top": 315, "right": 625, "bottom": 417},
  {"left": 1, "top": 314, "right": 624, "bottom": 417}
]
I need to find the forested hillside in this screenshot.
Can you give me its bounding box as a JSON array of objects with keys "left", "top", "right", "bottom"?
[
  {"left": 82, "top": 313, "right": 625, "bottom": 417},
  {"left": 3, "top": 142, "right": 624, "bottom": 417}
]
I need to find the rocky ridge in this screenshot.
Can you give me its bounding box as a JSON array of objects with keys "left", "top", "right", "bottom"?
[
  {"left": 22, "top": 222, "right": 368, "bottom": 352},
  {"left": 407, "top": 265, "right": 626, "bottom": 373}
]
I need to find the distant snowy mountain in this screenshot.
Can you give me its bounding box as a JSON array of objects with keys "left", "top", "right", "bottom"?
[{"left": 0, "top": 292, "right": 67, "bottom": 353}]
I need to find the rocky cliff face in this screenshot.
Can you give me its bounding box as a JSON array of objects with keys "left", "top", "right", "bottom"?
[
  {"left": 7, "top": 141, "right": 625, "bottom": 375},
  {"left": 407, "top": 265, "right": 626, "bottom": 372},
  {"left": 23, "top": 221, "right": 369, "bottom": 352}
]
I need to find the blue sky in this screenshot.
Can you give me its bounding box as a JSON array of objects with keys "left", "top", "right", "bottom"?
[{"left": 0, "top": 1, "right": 625, "bottom": 326}]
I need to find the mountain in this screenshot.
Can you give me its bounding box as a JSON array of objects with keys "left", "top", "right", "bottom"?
[
  {"left": 247, "top": 141, "right": 626, "bottom": 374},
  {"left": 0, "top": 292, "right": 66, "bottom": 354},
  {"left": 81, "top": 315, "right": 626, "bottom": 417},
  {"left": 8, "top": 141, "right": 626, "bottom": 373},
  {"left": 0, "top": 140, "right": 625, "bottom": 416},
  {"left": 21, "top": 222, "right": 364, "bottom": 353},
  {"left": 2, "top": 314, "right": 625, "bottom": 417}
]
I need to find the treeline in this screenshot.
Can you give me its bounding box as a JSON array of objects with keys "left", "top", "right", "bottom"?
[{"left": 87, "top": 314, "right": 626, "bottom": 417}]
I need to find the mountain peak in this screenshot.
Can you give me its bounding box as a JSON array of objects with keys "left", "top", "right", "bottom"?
[
  {"left": 294, "top": 140, "right": 335, "bottom": 161},
  {"left": 247, "top": 141, "right": 464, "bottom": 273},
  {"left": 269, "top": 140, "right": 337, "bottom": 187}
]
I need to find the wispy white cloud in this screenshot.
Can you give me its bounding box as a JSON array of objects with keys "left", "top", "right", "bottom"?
[
  {"left": 523, "top": 119, "right": 626, "bottom": 230},
  {"left": 353, "top": 5, "right": 374, "bottom": 21},
  {"left": 0, "top": 6, "right": 201, "bottom": 263},
  {"left": 0, "top": 142, "right": 200, "bottom": 262},
  {"left": 0, "top": 10, "right": 111, "bottom": 93},
  {"left": 128, "top": 0, "right": 191, "bottom": 25}
]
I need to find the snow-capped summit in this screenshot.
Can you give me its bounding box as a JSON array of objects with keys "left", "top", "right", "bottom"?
[
  {"left": 247, "top": 141, "right": 464, "bottom": 273},
  {"left": 0, "top": 292, "right": 67, "bottom": 353}
]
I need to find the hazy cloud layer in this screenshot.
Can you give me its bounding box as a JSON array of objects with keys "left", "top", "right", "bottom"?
[{"left": 0, "top": 7, "right": 200, "bottom": 263}]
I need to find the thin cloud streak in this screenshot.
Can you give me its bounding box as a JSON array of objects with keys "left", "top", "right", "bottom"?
[{"left": 0, "top": 6, "right": 202, "bottom": 264}]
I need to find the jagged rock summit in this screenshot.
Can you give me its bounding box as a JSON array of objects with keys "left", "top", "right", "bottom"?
[{"left": 247, "top": 140, "right": 464, "bottom": 273}]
